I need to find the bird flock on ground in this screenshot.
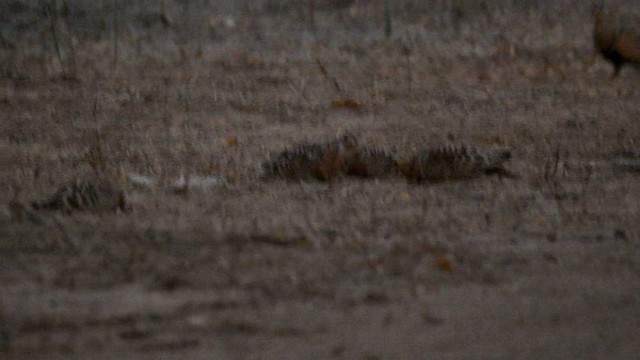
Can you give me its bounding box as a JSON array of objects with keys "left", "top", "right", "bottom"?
[
  {"left": 259, "top": 133, "right": 515, "bottom": 183},
  {"left": 15, "top": 133, "right": 515, "bottom": 217},
  {"left": 6, "top": 3, "right": 640, "bottom": 217}
]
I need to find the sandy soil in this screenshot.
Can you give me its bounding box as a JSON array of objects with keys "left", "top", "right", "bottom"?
[{"left": 1, "top": 1, "right": 640, "bottom": 359}]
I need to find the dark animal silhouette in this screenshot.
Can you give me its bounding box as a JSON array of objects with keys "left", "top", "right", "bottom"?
[
  {"left": 593, "top": 4, "right": 640, "bottom": 76},
  {"left": 399, "top": 143, "right": 515, "bottom": 182},
  {"left": 344, "top": 146, "right": 399, "bottom": 178},
  {"left": 260, "top": 133, "right": 359, "bottom": 181},
  {"left": 32, "top": 178, "right": 129, "bottom": 213}
]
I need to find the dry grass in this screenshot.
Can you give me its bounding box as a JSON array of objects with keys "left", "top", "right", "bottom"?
[{"left": 1, "top": 0, "right": 640, "bottom": 358}]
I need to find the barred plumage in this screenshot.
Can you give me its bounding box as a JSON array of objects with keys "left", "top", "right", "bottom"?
[
  {"left": 399, "top": 143, "right": 514, "bottom": 182},
  {"left": 32, "top": 178, "right": 128, "bottom": 213},
  {"left": 593, "top": 5, "right": 640, "bottom": 76},
  {"left": 260, "top": 133, "right": 358, "bottom": 181},
  {"left": 344, "top": 146, "right": 399, "bottom": 178}
]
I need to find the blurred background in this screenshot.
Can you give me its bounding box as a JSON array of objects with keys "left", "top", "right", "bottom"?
[{"left": 3, "top": 0, "right": 636, "bottom": 79}]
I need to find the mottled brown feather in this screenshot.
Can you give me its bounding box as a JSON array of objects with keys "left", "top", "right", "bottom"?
[
  {"left": 344, "top": 146, "right": 399, "bottom": 178},
  {"left": 399, "top": 143, "right": 514, "bottom": 182},
  {"left": 260, "top": 133, "right": 358, "bottom": 181},
  {"left": 32, "top": 178, "right": 128, "bottom": 213}
]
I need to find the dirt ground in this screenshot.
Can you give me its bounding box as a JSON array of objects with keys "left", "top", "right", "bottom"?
[{"left": 1, "top": 0, "right": 640, "bottom": 359}]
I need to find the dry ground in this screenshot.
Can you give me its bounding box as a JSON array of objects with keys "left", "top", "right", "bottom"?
[{"left": 1, "top": 1, "right": 640, "bottom": 359}]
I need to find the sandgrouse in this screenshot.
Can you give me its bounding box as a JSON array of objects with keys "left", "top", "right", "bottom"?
[
  {"left": 32, "top": 178, "right": 129, "bottom": 213},
  {"left": 593, "top": 4, "right": 640, "bottom": 76},
  {"left": 8, "top": 200, "right": 45, "bottom": 224},
  {"left": 399, "top": 143, "right": 514, "bottom": 182},
  {"left": 260, "top": 133, "right": 359, "bottom": 181},
  {"left": 344, "top": 146, "right": 399, "bottom": 178}
]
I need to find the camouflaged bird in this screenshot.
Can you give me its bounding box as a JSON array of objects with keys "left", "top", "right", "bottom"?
[
  {"left": 8, "top": 200, "right": 45, "bottom": 224},
  {"left": 399, "top": 143, "right": 515, "bottom": 182},
  {"left": 344, "top": 146, "right": 399, "bottom": 178},
  {"left": 31, "top": 178, "right": 129, "bottom": 213},
  {"left": 260, "top": 133, "right": 359, "bottom": 181},
  {"left": 593, "top": 4, "right": 640, "bottom": 76}
]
